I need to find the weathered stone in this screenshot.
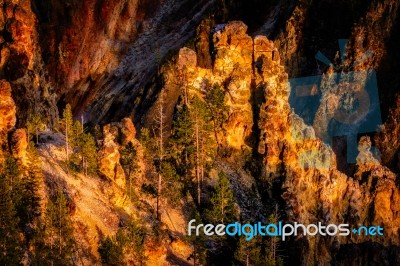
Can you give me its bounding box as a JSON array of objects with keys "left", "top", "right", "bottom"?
[
  {"left": 177, "top": 47, "right": 197, "bottom": 69},
  {"left": 98, "top": 124, "right": 126, "bottom": 188},
  {"left": 11, "top": 128, "right": 28, "bottom": 166},
  {"left": 0, "top": 80, "right": 16, "bottom": 133},
  {"left": 120, "top": 117, "right": 136, "bottom": 146}
]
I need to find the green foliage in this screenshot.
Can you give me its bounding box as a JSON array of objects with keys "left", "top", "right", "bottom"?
[
  {"left": 0, "top": 159, "right": 23, "bottom": 265},
  {"left": 191, "top": 95, "right": 218, "bottom": 169},
  {"left": 187, "top": 208, "right": 207, "bottom": 266},
  {"left": 73, "top": 130, "right": 98, "bottom": 175},
  {"left": 0, "top": 151, "right": 44, "bottom": 264},
  {"left": 206, "top": 171, "right": 236, "bottom": 224},
  {"left": 141, "top": 183, "right": 157, "bottom": 198},
  {"left": 139, "top": 127, "right": 158, "bottom": 175},
  {"left": 206, "top": 85, "right": 229, "bottom": 142},
  {"left": 61, "top": 104, "right": 98, "bottom": 175},
  {"left": 172, "top": 105, "right": 194, "bottom": 147},
  {"left": 235, "top": 234, "right": 267, "bottom": 266},
  {"left": 139, "top": 128, "right": 155, "bottom": 153},
  {"left": 120, "top": 142, "right": 138, "bottom": 177},
  {"left": 120, "top": 142, "right": 139, "bottom": 199},
  {"left": 14, "top": 146, "right": 41, "bottom": 228},
  {"left": 170, "top": 104, "right": 195, "bottom": 177},
  {"left": 235, "top": 212, "right": 283, "bottom": 266},
  {"left": 99, "top": 220, "right": 147, "bottom": 266},
  {"left": 27, "top": 113, "right": 46, "bottom": 144},
  {"left": 61, "top": 104, "right": 74, "bottom": 141},
  {"left": 159, "top": 160, "right": 182, "bottom": 206},
  {"left": 124, "top": 220, "right": 147, "bottom": 265},
  {"left": 32, "top": 188, "right": 76, "bottom": 265},
  {"left": 98, "top": 233, "right": 125, "bottom": 266}
]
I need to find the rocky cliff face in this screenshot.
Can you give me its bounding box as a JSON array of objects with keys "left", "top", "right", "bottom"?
[
  {"left": 1, "top": 0, "right": 400, "bottom": 265},
  {"left": 151, "top": 17, "right": 400, "bottom": 264},
  {"left": 149, "top": 21, "right": 254, "bottom": 150},
  {"left": 0, "top": 79, "right": 16, "bottom": 162},
  {"left": 255, "top": 37, "right": 400, "bottom": 265}
]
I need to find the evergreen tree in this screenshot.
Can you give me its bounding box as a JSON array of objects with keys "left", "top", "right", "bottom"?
[
  {"left": 139, "top": 128, "right": 159, "bottom": 208},
  {"left": 139, "top": 128, "right": 156, "bottom": 154},
  {"left": 206, "top": 171, "right": 236, "bottom": 224},
  {"left": 265, "top": 209, "right": 283, "bottom": 266},
  {"left": 14, "top": 144, "right": 41, "bottom": 229},
  {"left": 98, "top": 230, "right": 125, "bottom": 266},
  {"left": 235, "top": 210, "right": 283, "bottom": 266},
  {"left": 235, "top": 234, "right": 267, "bottom": 266},
  {"left": 120, "top": 142, "right": 138, "bottom": 199},
  {"left": 171, "top": 104, "right": 194, "bottom": 181},
  {"left": 0, "top": 152, "right": 41, "bottom": 264},
  {"left": 61, "top": 104, "right": 74, "bottom": 165},
  {"left": 33, "top": 188, "right": 76, "bottom": 265},
  {"left": 27, "top": 113, "right": 46, "bottom": 144},
  {"left": 67, "top": 118, "right": 97, "bottom": 175},
  {"left": 191, "top": 96, "right": 216, "bottom": 205},
  {"left": 139, "top": 126, "right": 183, "bottom": 217},
  {"left": 206, "top": 85, "right": 229, "bottom": 145},
  {"left": 0, "top": 168, "right": 23, "bottom": 265},
  {"left": 83, "top": 133, "right": 98, "bottom": 174},
  {"left": 159, "top": 160, "right": 182, "bottom": 207},
  {"left": 124, "top": 220, "right": 147, "bottom": 265},
  {"left": 76, "top": 132, "right": 98, "bottom": 176},
  {"left": 187, "top": 209, "right": 207, "bottom": 266}
]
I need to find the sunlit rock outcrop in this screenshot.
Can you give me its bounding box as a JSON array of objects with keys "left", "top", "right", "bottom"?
[
  {"left": 0, "top": 79, "right": 17, "bottom": 164},
  {"left": 152, "top": 21, "right": 255, "bottom": 150},
  {"left": 98, "top": 123, "right": 126, "bottom": 188},
  {"left": 0, "top": 80, "right": 16, "bottom": 133},
  {"left": 255, "top": 27, "right": 400, "bottom": 264},
  {"left": 11, "top": 128, "right": 28, "bottom": 166}
]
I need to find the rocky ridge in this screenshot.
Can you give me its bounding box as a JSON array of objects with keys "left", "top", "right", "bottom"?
[{"left": 167, "top": 20, "right": 400, "bottom": 264}]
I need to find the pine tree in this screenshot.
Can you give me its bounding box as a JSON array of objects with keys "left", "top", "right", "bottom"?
[
  {"left": 76, "top": 132, "right": 97, "bottom": 176},
  {"left": 159, "top": 160, "right": 182, "bottom": 207},
  {"left": 206, "top": 85, "right": 228, "bottom": 145},
  {"left": 2, "top": 156, "right": 19, "bottom": 191},
  {"left": 120, "top": 142, "right": 138, "bottom": 199},
  {"left": 0, "top": 170, "right": 23, "bottom": 265},
  {"left": 191, "top": 96, "right": 216, "bottom": 205},
  {"left": 234, "top": 209, "right": 283, "bottom": 266},
  {"left": 61, "top": 104, "right": 74, "bottom": 167},
  {"left": 14, "top": 144, "right": 41, "bottom": 229},
  {"left": 139, "top": 128, "right": 159, "bottom": 202},
  {"left": 27, "top": 113, "right": 46, "bottom": 144},
  {"left": 98, "top": 230, "right": 125, "bottom": 266},
  {"left": 124, "top": 220, "right": 147, "bottom": 265},
  {"left": 187, "top": 209, "right": 207, "bottom": 266},
  {"left": 235, "top": 234, "right": 267, "bottom": 266},
  {"left": 171, "top": 104, "right": 194, "bottom": 181},
  {"left": 206, "top": 171, "right": 236, "bottom": 224},
  {"left": 33, "top": 188, "right": 76, "bottom": 265},
  {"left": 68, "top": 118, "right": 97, "bottom": 175},
  {"left": 265, "top": 207, "right": 283, "bottom": 266}
]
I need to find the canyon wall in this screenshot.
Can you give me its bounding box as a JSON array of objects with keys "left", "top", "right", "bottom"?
[{"left": 1, "top": 0, "right": 400, "bottom": 265}]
